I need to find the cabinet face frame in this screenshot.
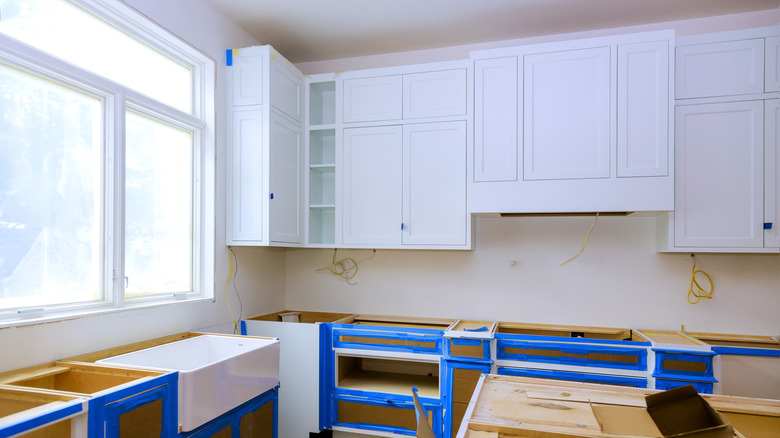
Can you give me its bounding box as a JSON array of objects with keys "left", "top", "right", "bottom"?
[{"left": 766, "top": 99, "right": 780, "bottom": 248}]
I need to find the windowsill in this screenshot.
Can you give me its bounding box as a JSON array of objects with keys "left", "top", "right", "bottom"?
[{"left": 0, "top": 296, "right": 215, "bottom": 330}]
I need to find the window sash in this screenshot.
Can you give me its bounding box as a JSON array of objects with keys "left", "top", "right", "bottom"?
[{"left": 0, "top": 0, "right": 215, "bottom": 321}]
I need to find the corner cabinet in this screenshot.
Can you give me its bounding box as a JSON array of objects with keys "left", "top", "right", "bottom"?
[
  {"left": 657, "top": 26, "right": 780, "bottom": 253},
  {"left": 306, "top": 61, "right": 472, "bottom": 249},
  {"left": 226, "top": 45, "right": 305, "bottom": 246},
  {"left": 469, "top": 30, "right": 674, "bottom": 213}
]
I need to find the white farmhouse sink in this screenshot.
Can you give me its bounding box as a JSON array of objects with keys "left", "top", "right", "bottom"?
[{"left": 98, "top": 334, "right": 279, "bottom": 432}]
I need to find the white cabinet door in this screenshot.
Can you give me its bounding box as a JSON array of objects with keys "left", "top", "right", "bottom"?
[
  {"left": 270, "top": 58, "right": 304, "bottom": 123},
  {"left": 523, "top": 47, "right": 611, "bottom": 180},
  {"left": 230, "top": 52, "right": 263, "bottom": 107},
  {"left": 617, "top": 40, "right": 669, "bottom": 178},
  {"left": 342, "top": 126, "right": 403, "bottom": 245},
  {"left": 675, "top": 101, "right": 764, "bottom": 248},
  {"left": 343, "top": 76, "right": 402, "bottom": 123},
  {"left": 676, "top": 39, "right": 765, "bottom": 99},
  {"left": 473, "top": 56, "right": 518, "bottom": 182},
  {"left": 403, "top": 122, "right": 466, "bottom": 246},
  {"left": 766, "top": 99, "right": 780, "bottom": 248},
  {"left": 229, "top": 109, "right": 266, "bottom": 243},
  {"left": 402, "top": 69, "right": 466, "bottom": 119},
  {"left": 269, "top": 111, "right": 303, "bottom": 244},
  {"left": 767, "top": 36, "right": 780, "bottom": 93}
]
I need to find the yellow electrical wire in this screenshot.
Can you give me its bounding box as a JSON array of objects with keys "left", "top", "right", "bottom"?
[
  {"left": 687, "top": 254, "right": 714, "bottom": 304},
  {"left": 561, "top": 213, "right": 600, "bottom": 266},
  {"left": 225, "top": 246, "right": 239, "bottom": 333},
  {"left": 317, "top": 248, "right": 376, "bottom": 285}
]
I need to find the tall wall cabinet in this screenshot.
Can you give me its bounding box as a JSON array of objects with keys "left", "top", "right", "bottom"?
[
  {"left": 469, "top": 30, "right": 674, "bottom": 214},
  {"left": 657, "top": 26, "right": 780, "bottom": 252},
  {"left": 226, "top": 45, "right": 305, "bottom": 246},
  {"left": 305, "top": 61, "right": 472, "bottom": 249}
]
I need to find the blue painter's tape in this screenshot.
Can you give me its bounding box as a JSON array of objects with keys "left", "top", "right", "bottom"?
[
  {"left": 333, "top": 393, "right": 442, "bottom": 437},
  {"left": 320, "top": 323, "right": 334, "bottom": 431},
  {"left": 495, "top": 332, "right": 651, "bottom": 347},
  {"left": 655, "top": 379, "right": 714, "bottom": 394},
  {"left": 711, "top": 346, "right": 780, "bottom": 357},
  {"left": 497, "top": 367, "right": 648, "bottom": 388},
  {"left": 240, "top": 319, "right": 247, "bottom": 336},
  {"left": 0, "top": 401, "right": 83, "bottom": 438},
  {"left": 464, "top": 326, "right": 489, "bottom": 332},
  {"left": 333, "top": 328, "right": 442, "bottom": 354},
  {"left": 651, "top": 348, "right": 716, "bottom": 356},
  {"left": 445, "top": 337, "right": 492, "bottom": 362},
  {"left": 331, "top": 323, "right": 445, "bottom": 335},
  {"left": 226, "top": 49, "right": 233, "bottom": 66},
  {"left": 497, "top": 339, "right": 648, "bottom": 371},
  {"left": 442, "top": 361, "right": 492, "bottom": 438},
  {"left": 653, "top": 350, "right": 716, "bottom": 380}
]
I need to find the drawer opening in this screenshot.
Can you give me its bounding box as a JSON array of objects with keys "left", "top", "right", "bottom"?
[
  {"left": 498, "top": 323, "right": 639, "bottom": 342},
  {"left": 337, "top": 355, "right": 439, "bottom": 398},
  {"left": 0, "top": 362, "right": 160, "bottom": 396},
  {"left": 336, "top": 399, "right": 435, "bottom": 433}
]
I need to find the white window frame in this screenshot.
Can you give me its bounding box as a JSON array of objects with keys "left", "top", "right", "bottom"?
[{"left": 0, "top": 0, "right": 215, "bottom": 325}]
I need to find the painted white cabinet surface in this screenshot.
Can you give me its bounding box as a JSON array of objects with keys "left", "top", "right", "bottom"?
[
  {"left": 402, "top": 68, "right": 467, "bottom": 119},
  {"left": 766, "top": 99, "right": 780, "bottom": 248},
  {"left": 767, "top": 36, "right": 780, "bottom": 92},
  {"left": 342, "top": 125, "right": 403, "bottom": 246},
  {"left": 672, "top": 101, "right": 765, "bottom": 249},
  {"left": 227, "top": 45, "right": 305, "bottom": 246},
  {"left": 469, "top": 30, "right": 674, "bottom": 214},
  {"left": 343, "top": 75, "right": 402, "bottom": 123},
  {"left": 675, "top": 38, "right": 765, "bottom": 99},
  {"left": 402, "top": 121, "right": 467, "bottom": 246}
]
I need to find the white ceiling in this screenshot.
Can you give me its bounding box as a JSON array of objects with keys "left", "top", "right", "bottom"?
[{"left": 204, "top": 0, "right": 779, "bottom": 63}]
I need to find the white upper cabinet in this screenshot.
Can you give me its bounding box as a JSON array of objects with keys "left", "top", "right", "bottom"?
[
  {"left": 469, "top": 31, "right": 674, "bottom": 214},
  {"left": 226, "top": 45, "right": 305, "bottom": 246},
  {"left": 676, "top": 38, "right": 765, "bottom": 99},
  {"left": 402, "top": 69, "right": 467, "bottom": 119},
  {"left": 342, "top": 126, "right": 403, "bottom": 246},
  {"left": 766, "top": 99, "right": 780, "bottom": 248},
  {"left": 673, "top": 101, "right": 765, "bottom": 249},
  {"left": 523, "top": 47, "right": 611, "bottom": 180},
  {"left": 767, "top": 36, "right": 780, "bottom": 92},
  {"left": 473, "top": 57, "right": 518, "bottom": 182},
  {"left": 343, "top": 75, "right": 402, "bottom": 123},
  {"left": 269, "top": 111, "right": 304, "bottom": 244},
  {"left": 403, "top": 122, "right": 467, "bottom": 246},
  {"left": 617, "top": 40, "right": 670, "bottom": 178}
]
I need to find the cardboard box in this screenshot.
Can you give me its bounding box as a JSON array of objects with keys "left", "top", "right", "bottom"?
[{"left": 592, "top": 385, "right": 733, "bottom": 437}]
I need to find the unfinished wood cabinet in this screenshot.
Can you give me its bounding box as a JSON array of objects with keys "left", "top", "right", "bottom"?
[{"left": 0, "top": 387, "right": 88, "bottom": 438}]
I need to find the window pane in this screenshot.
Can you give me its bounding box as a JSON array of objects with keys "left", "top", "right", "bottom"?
[
  {"left": 125, "top": 111, "right": 192, "bottom": 297},
  {"left": 0, "top": 62, "right": 102, "bottom": 310},
  {"left": 0, "top": 0, "right": 192, "bottom": 113}
]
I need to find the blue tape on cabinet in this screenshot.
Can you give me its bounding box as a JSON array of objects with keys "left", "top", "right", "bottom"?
[
  {"left": 0, "top": 401, "right": 83, "bottom": 438},
  {"left": 226, "top": 49, "right": 233, "bottom": 66},
  {"left": 445, "top": 337, "right": 492, "bottom": 362},
  {"left": 495, "top": 333, "right": 651, "bottom": 347},
  {"left": 333, "top": 328, "right": 442, "bottom": 354},
  {"left": 333, "top": 393, "right": 442, "bottom": 437},
  {"left": 497, "top": 340, "right": 648, "bottom": 371},
  {"left": 442, "top": 361, "right": 492, "bottom": 438},
  {"left": 655, "top": 379, "right": 714, "bottom": 394},
  {"left": 711, "top": 346, "right": 780, "bottom": 357},
  {"left": 320, "top": 323, "right": 334, "bottom": 431},
  {"left": 496, "top": 367, "right": 648, "bottom": 388},
  {"left": 240, "top": 319, "right": 247, "bottom": 336},
  {"left": 331, "top": 323, "right": 445, "bottom": 335},
  {"left": 653, "top": 350, "right": 717, "bottom": 380},
  {"left": 104, "top": 384, "right": 171, "bottom": 438}
]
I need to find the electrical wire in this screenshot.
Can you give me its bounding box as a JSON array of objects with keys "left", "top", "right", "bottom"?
[
  {"left": 687, "top": 254, "right": 714, "bottom": 304},
  {"left": 317, "top": 248, "right": 376, "bottom": 285},
  {"left": 230, "top": 246, "right": 244, "bottom": 325},
  {"left": 561, "top": 213, "right": 599, "bottom": 266},
  {"left": 225, "top": 246, "right": 240, "bottom": 334}
]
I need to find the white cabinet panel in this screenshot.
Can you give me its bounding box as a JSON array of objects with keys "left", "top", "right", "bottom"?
[
  {"left": 676, "top": 39, "right": 765, "bottom": 99},
  {"left": 229, "top": 109, "right": 265, "bottom": 243},
  {"left": 523, "top": 47, "right": 611, "bottom": 180},
  {"left": 270, "top": 58, "right": 305, "bottom": 122},
  {"left": 674, "top": 101, "right": 764, "bottom": 248},
  {"left": 230, "top": 53, "right": 263, "bottom": 106},
  {"left": 767, "top": 36, "right": 780, "bottom": 93},
  {"left": 617, "top": 40, "right": 669, "bottom": 177},
  {"left": 342, "top": 126, "right": 403, "bottom": 245},
  {"left": 343, "top": 76, "right": 402, "bottom": 123},
  {"left": 402, "top": 69, "right": 467, "bottom": 119},
  {"left": 473, "top": 57, "right": 518, "bottom": 182},
  {"left": 269, "top": 111, "right": 303, "bottom": 244},
  {"left": 766, "top": 99, "right": 780, "bottom": 248},
  {"left": 403, "top": 122, "right": 466, "bottom": 246}
]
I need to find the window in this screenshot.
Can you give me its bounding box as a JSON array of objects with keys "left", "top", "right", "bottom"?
[{"left": 0, "top": 0, "right": 215, "bottom": 321}]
